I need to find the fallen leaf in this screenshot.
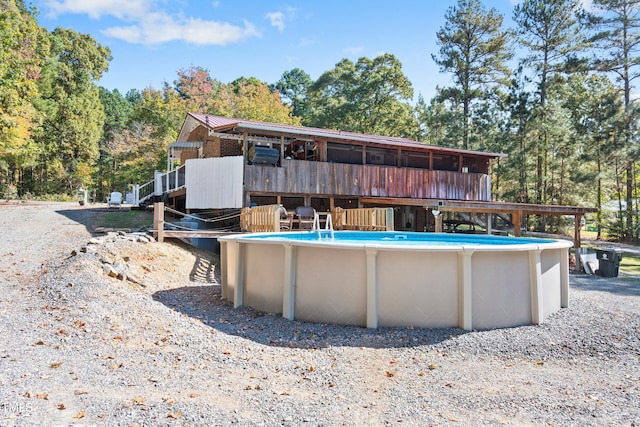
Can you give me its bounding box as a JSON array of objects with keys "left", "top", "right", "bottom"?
[
  {"left": 72, "top": 411, "right": 86, "bottom": 419},
  {"left": 535, "top": 361, "right": 544, "bottom": 366},
  {"left": 132, "top": 397, "right": 145, "bottom": 405},
  {"left": 50, "top": 362, "right": 63, "bottom": 369},
  {"left": 385, "top": 371, "right": 394, "bottom": 377},
  {"left": 34, "top": 341, "right": 45, "bottom": 346},
  {"left": 57, "top": 403, "right": 65, "bottom": 410},
  {"left": 188, "top": 393, "right": 198, "bottom": 398},
  {"left": 167, "top": 412, "right": 183, "bottom": 419},
  {"left": 74, "top": 390, "right": 88, "bottom": 395},
  {"left": 36, "top": 393, "right": 48, "bottom": 400},
  {"left": 308, "top": 366, "right": 315, "bottom": 372},
  {"left": 428, "top": 363, "right": 437, "bottom": 370}
]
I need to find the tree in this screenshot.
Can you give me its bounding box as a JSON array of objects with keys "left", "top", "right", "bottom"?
[
  {"left": 307, "top": 53, "right": 417, "bottom": 138},
  {"left": 227, "top": 77, "right": 299, "bottom": 124},
  {"left": 273, "top": 68, "right": 313, "bottom": 122},
  {"left": 589, "top": 0, "right": 640, "bottom": 239},
  {"left": 432, "top": 0, "right": 512, "bottom": 150},
  {"left": 96, "top": 87, "right": 133, "bottom": 199},
  {"left": 514, "top": 0, "right": 588, "bottom": 207},
  {"left": 564, "top": 74, "right": 624, "bottom": 238},
  {"left": 498, "top": 68, "right": 536, "bottom": 204},
  {"left": 415, "top": 92, "right": 465, "bottom": 147},
  {"left": 174, "top": 65, "right": 227, "bottom": 114},
  {"left": 0, "top": 0, "right": 49, "bottom": 195},
  {"left": 31, "top": 27, "right": 111, "bottom": 194}
]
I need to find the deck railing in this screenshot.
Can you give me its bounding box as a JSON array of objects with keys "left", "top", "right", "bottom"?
[
  {"left": 330, "top": 207, "right": 395, "bottom": 231},
  {"left": 240, "top": 205, "right": 281, "bottom": 232},
  {"left": 239, "top": 205, "right": 395, "bottom": 232},
  {"left": 245, "top": 159, "right": 491, "bottom": 201},
  {"left": 133, "top": 164, "right": 186, "bottom": 206}
]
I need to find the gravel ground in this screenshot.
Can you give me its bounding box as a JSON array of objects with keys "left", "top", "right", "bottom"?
[{"left": 0, "top": 201, "right": 638, "bottom": 426}]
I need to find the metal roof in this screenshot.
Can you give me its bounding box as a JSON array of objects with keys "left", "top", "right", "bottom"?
[
  {"left": 186, "top": 113, "right": 507, "bottom": 159},
  {"left": 170, "top": 141, "right": 203, "bottom": 149}
]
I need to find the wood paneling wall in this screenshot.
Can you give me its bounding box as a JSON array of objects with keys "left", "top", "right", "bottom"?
[{"left": 246, "top": 160, "right": 491, "bottom": 201}]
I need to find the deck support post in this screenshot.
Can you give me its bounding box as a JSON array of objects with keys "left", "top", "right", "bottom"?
[
  {"left": 431, "top": 209, "right": 442, "bottom": 233},
  {"left": 458, "top": 250, "right": 473, "bottom": 330},
  {"left": 282, "top": 245, "right": 296, "bottom": 321},
  {"left": 366, "top": 249, "right": 378, "bottom": 328},
  {"left": 153, "top": 202, "right": 164, "bottom": 243},
  {"left": 574, "top": 214, "right": 583, "bottom": 273},
  {"left": 529, "top": 249, "right": 543, "bottom": 324},
  {"left": 511, "top": 211, "right": 522, "bottom": 237}
]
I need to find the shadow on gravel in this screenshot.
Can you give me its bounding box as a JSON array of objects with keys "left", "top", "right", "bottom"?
[
  {"left": 152, "top": 285, "right": 465, "bottom": 349},
  {"left": 570, "top": 273, "right": 640, "bottom": 296}
]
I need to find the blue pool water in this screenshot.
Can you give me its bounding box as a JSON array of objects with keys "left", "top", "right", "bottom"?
[{"left": 239, "top": 231, "right": 559, "bottom": 247}]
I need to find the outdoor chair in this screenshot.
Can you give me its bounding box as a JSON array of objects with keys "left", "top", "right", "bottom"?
[
  {"left": 295, "top": 206, "right": 316, "bottom": 230},
  {"left": 107, "top": 191, "right": 123, "bottom": 208},
  {"left": 279, "top": 205, "right": 293, "bottom": 231}
]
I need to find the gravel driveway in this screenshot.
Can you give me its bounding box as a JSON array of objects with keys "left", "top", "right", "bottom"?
[{"left": 0, "top": 202, "right": 638, "bottom": 426}]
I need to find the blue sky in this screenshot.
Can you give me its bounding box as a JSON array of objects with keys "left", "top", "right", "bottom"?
[{"left": 31, "top": 0, "right": 528, "bottom": 103}]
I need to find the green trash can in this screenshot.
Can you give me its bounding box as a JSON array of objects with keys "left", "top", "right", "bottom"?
[{"left": 595, "top": 248, "right": 623, "bottom": 277}]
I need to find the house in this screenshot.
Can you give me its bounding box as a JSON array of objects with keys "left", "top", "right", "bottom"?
[{"left": 135, "top": 113, "right": 512, "bottom": 232}]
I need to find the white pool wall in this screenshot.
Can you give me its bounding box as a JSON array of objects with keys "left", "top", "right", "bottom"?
[{"left": 219, "top": 232, "right": 572, "bottom": 330}]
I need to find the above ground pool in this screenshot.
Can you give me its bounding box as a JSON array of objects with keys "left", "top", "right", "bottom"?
[{"left": 219, "top": 231, "right": 573, "bottom": 330}]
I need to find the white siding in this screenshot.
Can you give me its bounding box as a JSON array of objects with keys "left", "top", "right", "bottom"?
[{"left": 185, "top": 156, "right": 244, "bottom": 209}]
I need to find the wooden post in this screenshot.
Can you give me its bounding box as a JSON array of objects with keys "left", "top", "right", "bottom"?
[
  {"left": 280, "top": 135, "right": 284, "bottom": 161},
  {"left": 432, "top": 209, "right": 443, "bottom": 233},
  {"left": 512, "top": 211, "right": 522, "bottom": 237},
  {"left": 574, "top": 214, "right": 583, "bottom": 273},
  {"left": 574, "top": 214, "right": 582, "bottom": 250},
  {"left": 153, "top": 202, "right": 164, "bottom": 243}
]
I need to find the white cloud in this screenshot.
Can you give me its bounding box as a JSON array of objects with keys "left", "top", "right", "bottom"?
[
  {"left": 45, "top": 0, "right": 151, "bottom": 20},
  {"left": 43, "top": 0, "right": 261, "bottom": 46},
  {"left": 266, "top": 11, "right": 285, "bottom": 32}
]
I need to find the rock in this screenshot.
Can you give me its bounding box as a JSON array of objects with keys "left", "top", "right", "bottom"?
[
  {"left": 100, "top": 253, "right": 117, "bottom": 265},
  {"left": 103, "top": 264, "right": 117, "bottom": 277},
  {"left": 126, "top": 271, "right": 145, "bottom": 286}
]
